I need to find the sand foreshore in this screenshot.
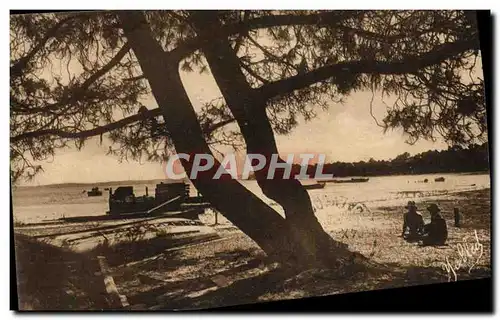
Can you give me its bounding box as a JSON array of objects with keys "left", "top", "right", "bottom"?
[{"left": 14, "top": 188, "right": 491, "bottom": 310}]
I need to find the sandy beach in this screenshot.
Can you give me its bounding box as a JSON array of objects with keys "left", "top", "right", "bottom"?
[{"left": 14, "top": 187, "right": 491, "bottom": 310}]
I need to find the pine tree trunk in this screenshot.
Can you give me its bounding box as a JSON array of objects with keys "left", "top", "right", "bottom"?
[{"left": 190, "top": 12, "right": 349, "bottom": 267}]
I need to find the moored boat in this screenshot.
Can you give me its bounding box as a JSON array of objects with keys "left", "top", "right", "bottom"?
[
  {"left": 325, "top": 177, "right": 370, "bottom": 184},
  {"left": 106, "top": 182, "right": 210, "bottom": 216}
]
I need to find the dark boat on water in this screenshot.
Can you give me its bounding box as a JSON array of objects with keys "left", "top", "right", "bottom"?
[
  {"left": 328, "top": 177, "right": 370, "bottom": 184},
  {"left": 302, "top": 182, "right": 326, "bottom": 190},
  {"left": 435, "top": 177, "right": 445, "bottom": 182},
  {"left": 87, "top": 187, "right": 103, "bottom": 197}
]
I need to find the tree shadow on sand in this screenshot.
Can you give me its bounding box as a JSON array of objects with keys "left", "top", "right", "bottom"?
[
  {"left": 14, "top": 233, "right": 491, "bottom": 311},
  {"left": 124, "top": 254, "right": 491, "bottom": 310}
]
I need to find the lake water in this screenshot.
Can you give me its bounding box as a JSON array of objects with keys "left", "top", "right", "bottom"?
[{"left": 12, "top": 173, "right": 490, "bottom": 224}]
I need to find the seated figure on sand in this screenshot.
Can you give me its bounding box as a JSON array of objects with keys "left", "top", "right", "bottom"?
[
  {"left": 402, "top": 201, "right": 424, "bottom": 241},
  {"left": 421, "top": 203, "right": 448, "bottom": 246}
]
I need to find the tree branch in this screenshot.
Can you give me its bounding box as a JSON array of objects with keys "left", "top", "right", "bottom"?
[
  {"left": 256, "top": 38, "right": 480, "bottom": 101},
  {"left": 13, "top": 42, "right": 132, "bottom": 115},
  {"left": 11, "top": 108, "right": 161, "bottom": 142},
  {"left": 207, "top": 118, "right": 236, "bottom": 132},
  {"left": 123, "top": 74, "right": 146, "bottom": 82},
  {"left": 170, "top": 11, "right": 359, "bottom": 61},
  {"left": 247, "top": 35, "right": 298, "bottom": 72},
  {"left": 240, "top": 61, "right": 270, "bottom": 85},
  {"left": 79, "top": 42, "right": 131, "bottom": 92}
]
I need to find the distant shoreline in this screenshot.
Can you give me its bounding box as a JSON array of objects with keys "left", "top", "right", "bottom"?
[{"left": 14, "top": 178, "right": 187, "bottom": 189}]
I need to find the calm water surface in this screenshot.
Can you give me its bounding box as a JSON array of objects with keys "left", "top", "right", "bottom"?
[{"left": 12, "top": 173, "right": 490, "bottom": 224}]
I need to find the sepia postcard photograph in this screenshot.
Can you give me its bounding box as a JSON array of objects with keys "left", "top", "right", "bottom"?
[{"left": 10, "top": 9, "right": 491, "bottom": 311}]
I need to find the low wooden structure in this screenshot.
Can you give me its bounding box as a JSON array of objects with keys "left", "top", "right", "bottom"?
[{"left": 107, "top": 182, "right": 209, "bottom": 216}]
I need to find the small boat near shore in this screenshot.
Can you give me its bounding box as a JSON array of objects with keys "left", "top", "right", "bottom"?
[
  {"left": 435, "top": 177, "right": 445, "bottom": 182},
  {"left": 325, "top": 177, "right": 370, "bottom": 184},
  {"left": 106, "top": 182, "right": 207, "bottom": 216},
  {"left": 302, "top": 181, "right": 326, "bottom": 190}
]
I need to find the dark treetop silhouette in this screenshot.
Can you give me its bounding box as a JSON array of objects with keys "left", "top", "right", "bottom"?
[
  {"left": 10, "top": 10, "right": 485, "bottom": 267},
  {"left": 289, "top": 142, "right": 489, "bottom": 178}
]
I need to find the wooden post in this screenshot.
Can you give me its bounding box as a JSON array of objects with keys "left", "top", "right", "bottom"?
[
  {"left": 96, "top": 256, "right": 129, "bottom": 309},
  {"left": 215, "top": 211, "right": 218, "bottom": 225},
  {"left": 454, "top": 208, "right": 461, "bottom": 227}
]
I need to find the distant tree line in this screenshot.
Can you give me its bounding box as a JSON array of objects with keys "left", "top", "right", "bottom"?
[{"left": 284, "top": 142, "right": 490, "bottom": 178}]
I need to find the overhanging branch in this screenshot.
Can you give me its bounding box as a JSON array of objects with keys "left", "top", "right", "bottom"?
[
  {"left": 256, "top": 38, "right": 479, "bottom": 100},
  {"left": 10, "top": 14, "right": 80, "bottom": 78},
  {"left": 13, "top": 42, "right": 132, "bottom": 115},
  {"left": 11, "top": 108, "right": 235, "bottom": 142},
  {"left": 79, "top": 42, "right": 131, "bottom": 91}
]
